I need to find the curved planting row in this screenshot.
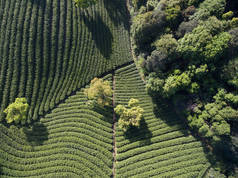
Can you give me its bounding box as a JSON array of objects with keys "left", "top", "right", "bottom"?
[
  {"left": 114, "top": 64, "right": 210, "bottom": 178},
  {"left": 0, "top": 75, "right": 113, "bottom": 177},
  {"left": 0, "top": 0, "right": 132, "bottom": 122}
]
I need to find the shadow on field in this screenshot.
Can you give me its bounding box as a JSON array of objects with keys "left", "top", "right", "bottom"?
[
  {"left": 152, "top": 95, "right": 238, "bottom": 175},
  {"left": 31, "top": 0, "right": 45, "bottom": 7},
  {"left": 23, "top": 121, "right": 49, "bottom": 146},
  {"left": 152, "top": 96, "right": 190, "bottom": 136},
  {"left": 93, "top": 105, "right": 114, "bottom": 124},
  {"left": 103, "top": 0, "right": 130, "bottom": 31},
  {"left": 124, "top": 118, "right": 152, "bottom": 146},
  {"left": 82, "top": 11, "right": 113, "bottom": 59}
]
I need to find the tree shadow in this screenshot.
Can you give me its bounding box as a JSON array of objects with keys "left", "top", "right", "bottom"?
[
  {"left": 225, "top": 0, "right": 238, "bottom": 16},
  {"left": 31, "top": 0, "right": 46, "bottom": 7},
  {"left": 151, "top": 95, "right": 191, "bottom": 136},
  {"left": 151, "top": 93, "right": 238, "bottom": 176},
  {"left": 93, "top": 105, "right": 114, "bottom": 124},
  {"left": 82, "top": 11, "right": 113, "bottom": 59},
  {"left": 123, "top": 117, "right": 152, "bottom": 146},
  {"left": 103, "top": 0, "right": 130, "bottom": 31},
  {"left": 22, "top": 121, "right": 49, "bottom": 146},
  {"left": 203, "top": 136, "right": 238, "bottom": 176}
]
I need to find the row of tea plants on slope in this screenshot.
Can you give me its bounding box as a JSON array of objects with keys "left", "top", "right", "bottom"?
[{"left": 129, "top": 0, "right": 238, "bottom": 176}]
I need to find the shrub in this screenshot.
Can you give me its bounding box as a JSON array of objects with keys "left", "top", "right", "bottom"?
[
  {"left": 84, "top": 78, "right": 112, "bottom": 108},
  {"left": 4, "top": 98, "right": 29, "bottom": 124},
  {"left": 115, "top": 99, "right": 144, "bottom": 131}
]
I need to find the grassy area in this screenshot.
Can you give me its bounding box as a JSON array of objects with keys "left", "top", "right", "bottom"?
[{"left": 114, "top": 64, "right": 210, "bottom": 177}]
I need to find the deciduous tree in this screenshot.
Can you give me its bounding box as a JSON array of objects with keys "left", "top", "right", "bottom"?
[
  {"left": 4, "top": 98, "right": 29, "bottom": 124},
  {"left": 115, "top": 99, "right": 144, "bottom": 131},
  {"left": 84, "top": 78, "right": 112, "bottom": 107}
]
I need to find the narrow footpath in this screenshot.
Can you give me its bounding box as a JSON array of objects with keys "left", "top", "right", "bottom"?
[{"left": 112, "top": 71, "right": 117, "bottom": 178}]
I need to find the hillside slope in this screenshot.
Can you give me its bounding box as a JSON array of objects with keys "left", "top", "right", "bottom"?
[
  {"left": 114, "top": 64, "right": 210, "bottom": 177},
  {"left": 0, "top": 75, "right": 113, "bottom": 177},
  {"left": 0, "top": 0, "right": 132, "bottom": 122},
  {"left": 0, "top": 64, "right": 211, "bottom": 177}
]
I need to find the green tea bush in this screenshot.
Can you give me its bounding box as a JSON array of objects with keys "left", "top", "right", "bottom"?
[
  {"left": 0, "top": 0, "right": 132, "bottom": 122},
  {"left": 0, "top": 86, "right": 113, "bottom": 177},
  {"left": 115, "top": 64, "right": 209, "bottom": 177}
]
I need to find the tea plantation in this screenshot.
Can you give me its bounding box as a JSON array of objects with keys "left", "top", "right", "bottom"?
[
  {"left": 0, "top": 75, "right": 113, "bottom": 177},
  {"left": 0, "top": 0, "right": 214, "bottom": 177},
  {"left": 114, "top": 64, "right": 210, "bottom": 178},
  {"left": 0, "top": 0, "right": 131, "bottom": 121}
]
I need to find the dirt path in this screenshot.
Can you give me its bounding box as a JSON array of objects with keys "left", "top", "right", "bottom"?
[{"left": 112, "top": 71, "right": 117, "bottom": 178}]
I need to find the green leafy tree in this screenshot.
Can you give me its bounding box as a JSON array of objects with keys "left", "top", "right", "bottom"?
[
  {"left": 84, "top": 78, "right": 112, "bottom": 107},
  {"left": 115, "top": 99, "right": 144, "bottom": 131},
  {"left": 188, "top": 89, "right": 238, "bottom": 142},
  {"left": 74, "top": 0, "right": 97, "bottom": 8},
  {"left": 131, "top": 11, "right": 166, "bottom": 49},
  {"left": 178, "top": 17, "right": 231, "bottom": 62},
  {"left": 153, "top": 34, "right": 178, "bottom": 60},
  {"left": 4, "top": 98, "right": 29, "bottom": 124},
  {"left": 190, "top": 0, "right": 226, "bottom": 20}
]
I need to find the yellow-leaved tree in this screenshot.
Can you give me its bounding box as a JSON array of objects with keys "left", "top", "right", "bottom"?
[
  {"left": 84, "top": 78, "right": 113, "bottom": 107},
  {"left": 115, "top": 98, "right": 144, "bottom": 131},
  {"left": 4, "top": 98, "right": 29, "bottom": 124}
]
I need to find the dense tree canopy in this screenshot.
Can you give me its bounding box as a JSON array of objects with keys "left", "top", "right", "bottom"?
[{"left": 130, "top": 0, "right": 238, "bottom": 175}]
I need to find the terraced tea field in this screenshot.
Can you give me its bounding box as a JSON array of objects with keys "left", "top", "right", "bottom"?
[
  {"left": 0, "top": 0, "right": 132, "bottom": 121},
  {"left": 0, "top": 64, "right": 211, "bottom": 177},
  {"left": 0, "top": 75, "right": 113, "bottom": 177},
  {"left": 0, "top": 0, "right": 211, "bottom": 177},
  {"left": 114, "top": 64, "right": 210, "bottom": 178}
]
